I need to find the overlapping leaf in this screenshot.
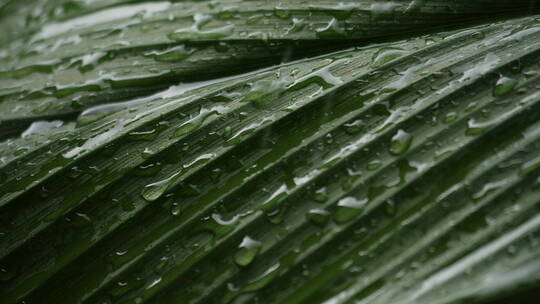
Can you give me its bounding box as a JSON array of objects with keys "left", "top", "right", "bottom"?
[{"left": 1, "top": 0, "right": 539, "bottom": 136}]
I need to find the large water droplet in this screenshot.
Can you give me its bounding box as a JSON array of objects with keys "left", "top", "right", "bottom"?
[
  {"left": 466, "top": 118, "right": 486, "bottom": 136},
  {"left": 145, "top": 45, "right": 192, "bottom": 62},
  {"left": 234, "top": 236, "right": 262, "bottom": 267},
  {"left": 306, "top": 208, "right": 330, "bottom": 226},
  {"left": 21, "top": 120, "right": 63, "bottom": 138},
  {"left": 521, "top": 156, "right": 540, "bottom": 175},
  {"left": 168, "top": 13, "right": 235, "bottom": 41},
  {"left": 141, "top": 147, "right": 155, "bottom": 159},
  {"left": 288, "top": 62, "right": 344, "bottom": 92},
  {"left": 493, "top": 76, "right": 518, "bottom": 96},
  {"left": 389, "top": 129, "right": 412, "bottom": 155},
  {"left": 371, "top": 47, "right": 406, "bottom": 68},
  {"left": 315, "top": 18, "right": 345, "bottom": 38},
  {"left": 242, "top": 78, "right": 286, "bottom": 108},
  {"left": 366, "top": 159, "right": 382, "bottom": 171},
  {"left": 370, "top": 2, "right": 399, "bottom": 19},
  {"left": 141, "top": 171, "right": 181, "bottom": 201},
  {"left": 274, "top": 7, "right": 291, "bottom": 19},
  {"left": 333, "top": 196, "right": 367, "bottom": 224},
  {"left": 242, "top": 263, "right": 280, "bottom": 292},
  {"left": 343, "top": 119, "right": 363, "bottom": 134},
  {"left": 311, "top": 187, "right": 328, "bottom": 202},
  {"left": 128, "top": 129, "right": 157, "bottom": 141},
  {"left": 173, "top": 107, "right": 221, "bottom": 138}
]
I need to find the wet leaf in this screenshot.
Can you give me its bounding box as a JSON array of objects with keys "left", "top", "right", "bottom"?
[{"left": 1, "top": 1, "right": 540, "bottom": 304}]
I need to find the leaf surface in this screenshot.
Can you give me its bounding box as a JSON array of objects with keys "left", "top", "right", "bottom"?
[{"left": 1, "top": 2, "right": 540, "bottom": 304}]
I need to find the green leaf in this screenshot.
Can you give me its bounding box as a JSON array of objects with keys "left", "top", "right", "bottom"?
[
  {"left": 2, "top": 1, "right": 540, "bottom": 304},
  {"left": 1, "top": 0, "right": 538, "bottom": 136}
]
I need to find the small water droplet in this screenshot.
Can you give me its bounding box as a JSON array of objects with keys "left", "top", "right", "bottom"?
[
  {"left": 324, "top": 133, "right": 334, "bottom": 144},
  {"left": 170, "top": 202, "right": 181, "bottom": 216}
]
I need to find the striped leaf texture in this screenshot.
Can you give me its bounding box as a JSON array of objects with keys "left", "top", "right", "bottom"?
[{"left": 1, "top": 1, "right": 540, "bottom": 304}]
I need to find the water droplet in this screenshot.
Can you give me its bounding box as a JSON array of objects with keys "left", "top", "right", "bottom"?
[
  {"left": 128, "top": 129, "right": 157, "bottom": 141},
  {"left": 333, "top": 196, "right": 368, "bottom": 224},
  {"left": 173, "top": 107, "right": 221, "bottom": 138},
  {"left": 444, "top": 112, "right": 458, "bottom": 123},
  {"left": 472, "top": 180, "right": 509, "bottom": 200},
  {"left": 234, "top": 236, "right": 262, "bottom": 266},
  {"left": 493, "top": 76, "right": 518, "bottom": 96},
  {"left": 141, "top": 147, "right": 155, "bottom": 159},
  {"left": 343, "top": 119, "right": 363, "bottom": 134},
  {"left": 389, "top": 129, "right": 412, "bottom": 155},
  {"left": 306, "top": 208, "right": 330, "bottom": 226},
  {"left": 241, "top": 262, "right": 280, "bottom": 292},
  {"left": 521, "top": 156, "right": 540, "bottom": 175},
  {"left": 168, "top": 13, "right": 235, "bottom": 41},
  {"left": 174, "top": 122, "right": 198, "bottom": 137},
  {"left": 308, "top": 3, "right": 360, "bottom": 20},
  {"left": 146, "top": 277, "right": 162, "bottom": 290},
  {"left": 34, "top": 3, "right": 171, "bottom": 40},
  {"left": 196, "top": 214, "right": 235, "bottom": 238},
  {"left": 286, "top": 17, "right": 305, "bottom": 34},
  {"left": 366, "top": 159, "right": 382, "bottom": 170},
  {"left": 170, "top": 202, "right": 181, "bottom": 216},
  {"left": 224, "top": 262, "right": 281, "bottom": 303},
  {"left": 460, "top": 53, "right": 500, "bottom": 82},
  {"left": 242, "top": 78, "right": 286, "bottom": 108},
  {"left": 274, "top": 7, "right": 291, "bottom": 19},
  {"left": 225, "top": 115, "right": 276, "bottom": 146},
  {"left": 288, "top": 61, "right": 344, "bottom": 92},
  {"left": 145, "top": 45, "right": 192, "bottom": 62},
  {"left": 466, "top": 118, "right": 486, "bottom": 136},
  {"left": 311, "top": 187, "right": 328, "bottom": 202},
  {"left": 315, "top": 18, "right": 345, "bottom": 38},
  {"left": 371, "top": 48, "right": 406, "bottom": 68},
  {"left": 21, "top": 120, "right": 63, "bottom": 138},
  {"left": 141, "top": 171, "right": 181, "bottom": 201},
  {"left": 72, "top": 51, "right": 108, "bottom": 72}
]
